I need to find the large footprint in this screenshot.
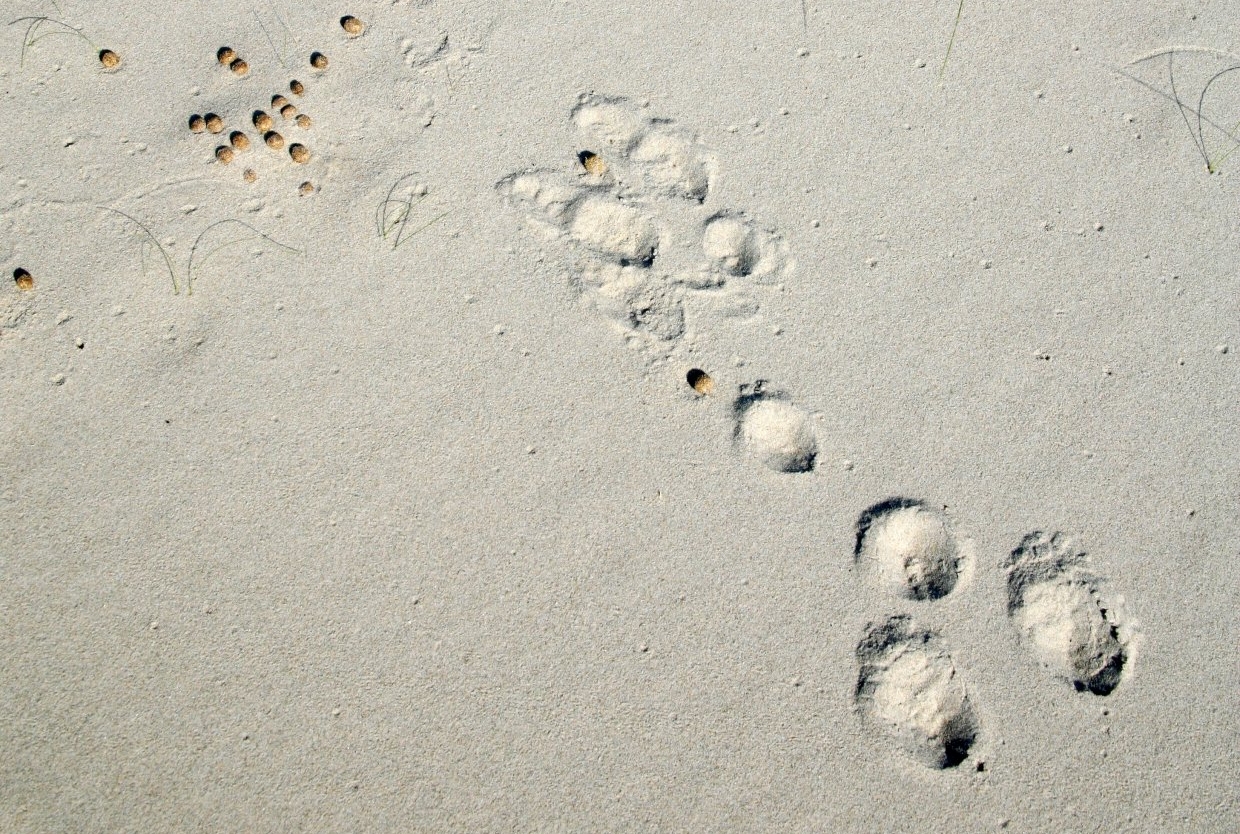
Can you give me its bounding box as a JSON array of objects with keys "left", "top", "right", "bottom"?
[
  {"left": 854, "top": 615, "right": 980, "bottom": 770},
  {"left": 854, "top": 498, "right": 973, "bottom": 601},
  {"left": 1005, "top": 532, "right": 1133, "bottom": 696},
  {"left": 851, "top": 498, "right": 980, "bottom": 769}
]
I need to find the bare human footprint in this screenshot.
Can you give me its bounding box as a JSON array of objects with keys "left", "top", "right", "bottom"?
[
  {"left": 854, "top": 615, "right": 980, "bottom": 769},
  {"left": 1005, "top": 532, "right": 1133, "bottom": 696}
]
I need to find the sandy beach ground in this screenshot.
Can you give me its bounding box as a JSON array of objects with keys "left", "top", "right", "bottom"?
[{"left": 2, "top": 1, "right": 1238, "bottom": 830}]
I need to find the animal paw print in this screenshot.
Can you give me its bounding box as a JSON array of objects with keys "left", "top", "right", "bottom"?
[
  {"left": 497, "top": 94, "right": 792, "bottom": 360},
  {"left": 498, "top": 94, "right": 810, "bottom": 473}
]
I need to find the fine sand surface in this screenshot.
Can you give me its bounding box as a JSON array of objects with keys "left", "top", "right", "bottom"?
[{"left": 2, "top": 1, "right": 1238, "bottom": 831}]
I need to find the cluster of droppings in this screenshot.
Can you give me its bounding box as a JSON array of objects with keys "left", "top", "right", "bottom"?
[
  {"left": 185, "top": 46, "right": 321, "bottom": 191},
  {"left": 217, "top": 46, "right": 249, "bottom": 77}
]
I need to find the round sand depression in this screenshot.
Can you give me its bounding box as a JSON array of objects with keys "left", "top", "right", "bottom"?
[
  {"left": 738, "top": 397, "right": 816, "bottom": 473},
  {"left": 856, "top": 501, "right": 962, "bottom": 600}
]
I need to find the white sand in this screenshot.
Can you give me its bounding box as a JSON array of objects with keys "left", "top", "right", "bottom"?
[{"left": 2, "top": 0, "right": 1238, "bottom": 830}]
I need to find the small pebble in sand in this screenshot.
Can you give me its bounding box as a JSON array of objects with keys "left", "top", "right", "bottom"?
[
  {"left": 253, "top": 110, "right": 274, "bottom": 132},
  {"left": 98, "top": 49, "right": 121, "bottom": 70},
  {"left": 51, "top": 373, "right": 65, "bottom": 385},
  {"left": 243, "top": 168, "right": 257, "bottom": 183},
  {"left": 217, "top": 46, "right": 235, "bottom": 64},
  {"left": 264, "top": 131, "right": 284, "bottom": 150},
  {"left": 13, "top": 268, "right": 34, "bottom": 291},
  {"left": 215, "top": 145, "right": 235, "bottom": 164},
  {"left": 288, "top": 143, "right": 311, "bottom": 164},
  {"left": 686, "top": 368, "right": 714, "bottom": 395},
  {"left": 1216, "top": 344, "right": 1230, "bottom": 355},
  {"left": 310, "top": 51, "right": 329, "bottom": 70},
  {"left": 188, "top": 114, "right": 206, "bottom": 133},
  {"left": 229, "top": 131, "right": 250, "bottom": 150},
  {"left": 341, "top": 16, "right": 365, "bottom": 35},
  {"left": 289, "top": 79, "right": 305, "bottom": 96},
  {"left": 295, "top": 113, "right": 312, "bottom": 129},
  {"left": 230, "top": 58, "right": 249, "bottom": 77},
  {"left": 298, "top": 181, "right": 315, "bottom": 196},
  {"left": 205, "top": 113, "right": 224, "bottom": 133},
  {"left": 280, "top": 103, "right": 297, "bottom": 119}
]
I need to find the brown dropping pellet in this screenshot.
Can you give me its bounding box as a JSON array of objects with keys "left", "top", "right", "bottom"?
[
  {"left": 13, "top": 268, "right": 34, "bottom": 291},
  {"left": 309, "top": 52, "right": 328, "bottom": 70},
  {"left": 289, "top": 79, "right": 304, "bottom": 96},
  {"left": 280, "top": 103, "right": 297, "bottom": 119},
  {"left": 205, "top": 113, "right": 224, "bottom": 133},
  {"left": 295, "top": 114, "right": 311, "bottom": 129},
  {"left": 215, "top": 146, "right": 234, "bottom": 164},
  {"left": 229, "top": 131, "right": 250, "bottom": 151},
  {"left": 217, "top": 46, "right": 235, "bottom": 64},
  {"left": 288, "top": 143, "right": 310, "bottom": 164},
  {"left": 230, "top": 58, "right": 249, "bottom": 76},
  {"left": 298, "top": 181, "right": 315, "bottom": 196},
  {"left": 686, "top": 368, "right": 714, "bottom": 395},
  {"left": 98, "top": 49, "right": 121, "bottom": 70},
  {"left": 243, "top": 168, "right": 257, "bottom": 183},
  {"left": 271, "top": 94, "right": 289, "bottom": 109},
  {"left": 578, "top": 150, "right": 606, "bottom": 176},
  {"left": 340, "top": 16, "right": 364, "bottom": 35},
  {"left": 252, "top": 111, "right": 273, "bottom": 132},
  {"left": 189, "top": 114, "right": 206, "bottom": 133},
  {"left": 264, "top": 131, "right": 284, "bottom": 150}
]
